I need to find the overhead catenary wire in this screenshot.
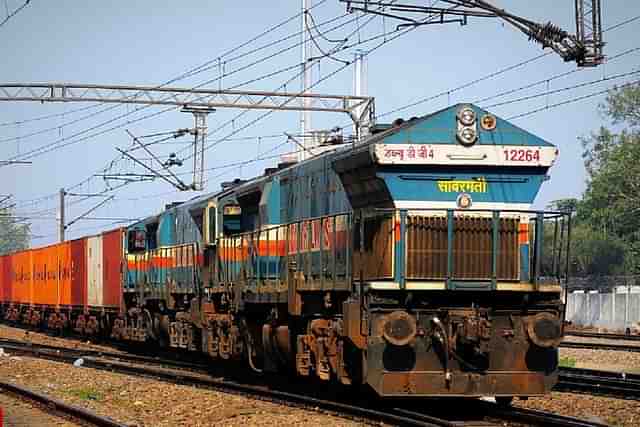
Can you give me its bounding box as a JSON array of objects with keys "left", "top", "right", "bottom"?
[
  {"left": 372, "top": 13, "right": 640, "bottom": 121},
  {"left": 0, "top": 7, "right": 350, "bottom": 146},
  {"left": 0, "top": 1, "right": 331, "bottom": 130},
  {"left": 12, "top": 8, "right": 639, "bottom": 232},
  {"left": 4, "top": 11, "right": 369, "bottom": 161},
  {"left": 188, "top": 1, "right": 444, "bottom": 162},
  {"left": 507, "top": 78, "right": 640, "bottom": 121},
  {"left": 5, "top": 0, "right": 406, "bottom": 166},
  {"left": 482, "top": 68, "right": 640, "bottom": 109},
  {"left": 0, "top": 0, "right": 30, "bottom": 29}
]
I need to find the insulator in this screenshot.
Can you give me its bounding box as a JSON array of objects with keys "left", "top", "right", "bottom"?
[{"left": 527, "top": 21, "right": 568, "bottom": 45}]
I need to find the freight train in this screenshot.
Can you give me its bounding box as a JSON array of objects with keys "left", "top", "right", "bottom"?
[{"left": 0, "top": 104, "right": 571, "bottom": 403}]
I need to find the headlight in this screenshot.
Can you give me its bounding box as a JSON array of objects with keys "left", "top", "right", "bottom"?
[
  {"left": 457, "top": 106, "right": 476, "bottom": 126},
  {"left": 456, "top": 193, "right": 473, "bottom": 209},
  {"left": 457, "top": 126, "right": 477, "bottom": 145},
  {"left": 526, "top": 312, "right": 563, "bottom": 348},
  {"left": 382, "top": 311, "right": 417, "bottom": 346}
]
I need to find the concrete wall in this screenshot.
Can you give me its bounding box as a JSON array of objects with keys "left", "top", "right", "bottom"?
[{"left": 566, "top": 291, "right": 640, "bottom": 330}]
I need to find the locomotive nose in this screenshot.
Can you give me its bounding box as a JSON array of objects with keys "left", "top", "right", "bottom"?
[{"left": 382, "top": 311, "right": 417, "bottom": 346}]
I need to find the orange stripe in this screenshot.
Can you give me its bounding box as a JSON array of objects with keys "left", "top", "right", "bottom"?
[{"left": 518, "top": 223, "right": 529, "bottom": 244}]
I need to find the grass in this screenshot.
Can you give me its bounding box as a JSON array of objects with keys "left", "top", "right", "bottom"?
[
  {"left": 68, "top": 387, "right": 103, "bottom": 401},
  {"left": 559, "top": 356, "right": 577, "bottom": 368}
]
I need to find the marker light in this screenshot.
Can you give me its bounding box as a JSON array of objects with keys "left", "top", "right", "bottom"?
[{"left": 480, "top": 114, "right": 497, "bottom": 131}]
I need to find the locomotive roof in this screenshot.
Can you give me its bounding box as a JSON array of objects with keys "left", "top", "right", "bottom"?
[{"left": 130, "top": 103, "right": 554, "bottom": 227}]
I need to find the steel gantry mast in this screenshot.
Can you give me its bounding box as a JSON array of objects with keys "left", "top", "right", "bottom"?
[
  {"left": 300, "top": 0, "right": 314, "bottom": 162},
  {"left": 0, "top": 83, "right": 376, "bottom": 191}
]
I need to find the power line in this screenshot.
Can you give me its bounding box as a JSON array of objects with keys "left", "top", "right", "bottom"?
[
  {"left": 5, "top": 13, "right": 360, "bottom": 161},
  {"left": 0, "top": 1, "right": 330, "bottom": 130},
  {"left": 0, "top": 104, "right": 99, "bottom": 127},
  {"left": 1, "top": 7, "right": 348, "bottom": 146},
  {"left": 471, "top": 46, "right": 640, "bottom": 105},
  {"left": 483, "top": 69, "right": 640, "bottom": 110},
  {"left": 372, "top": 13, "right": 640, "bottom": 121},
  {"left": 0, "top": 0, "right": 30, "bottom": 29},
  {"left": 15, "top": 1, "right": 447, "bottom": 218},
  {"left": 14, "top": 7, "right": 637, "bottom": 220},
  {"left": 188, "top": 3, "right": 429, "bottom": 161},
  {"left": 507, "top": 79, "right": 640, "bottom": 121}
]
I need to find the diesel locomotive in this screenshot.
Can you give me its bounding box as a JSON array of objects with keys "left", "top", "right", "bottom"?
[{"left": 0, "top": 103, "right": 571, "bottom": 402}]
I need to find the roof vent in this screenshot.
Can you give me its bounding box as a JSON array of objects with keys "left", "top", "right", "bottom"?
[
  {"left": 220, "top": 178, "right": 246, "bottom": 191},
  {"left": 392, "top": 118, "right": 405, "bottom": 127}
]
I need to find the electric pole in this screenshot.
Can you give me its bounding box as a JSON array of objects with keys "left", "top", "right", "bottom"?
[
  {"left": 300, "top": 0, "right": 313, "bottom": 161},
  {"left": 58, "top": 188, "right": 65, "bottom": 242}
]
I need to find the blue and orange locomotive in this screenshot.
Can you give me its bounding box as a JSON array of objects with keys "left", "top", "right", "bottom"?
[{"left": 1, "top": 103, "right": 570, "bottom": 402}]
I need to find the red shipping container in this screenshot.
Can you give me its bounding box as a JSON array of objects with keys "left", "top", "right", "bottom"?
[
  {"left": 102, "top": 228, "right": 124, "bottom": 309},
  {"left": 11, "top": 250, "right": 32, "bottom": 304},
  {"left": 2, "top": 254, "right": 13, "bottom": 303},
  {"left": 0, "top": 255, "right": 5, "bottom": 303},
  {"left": 70, "top": 238, "right": 87, "bottom": 308}
]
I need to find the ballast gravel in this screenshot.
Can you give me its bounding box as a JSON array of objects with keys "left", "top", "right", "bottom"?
[{"left": 0, "top": 354, "right": 366, "bottom": 427}]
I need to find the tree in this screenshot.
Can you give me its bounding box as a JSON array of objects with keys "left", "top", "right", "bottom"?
[
  {"left": 0, "top": 207, "right": 30, "bottom": 255},
  {"left": 579, "top": 83, "right": 640, "bottom": 274},
  {"left": 569, "top": 224, "right": 626, "bottom": 276}
]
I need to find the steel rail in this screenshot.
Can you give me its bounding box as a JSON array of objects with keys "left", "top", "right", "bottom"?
[
  {"left": 560, "top": 341, "right": 640, "bottom": 352},
  {"left": 557, "top": 367, "right": 640, "bottom": 399},
  {"left": 0, "top": 380, "right": 127, "bottom": 427},
  {"left": 565, "top": 330, "right": 640, "bottom": 341},
  {"left": 477, "top": 402, "right": 609, "bottom": 427},
  {"left": 0, "top": 337, "right": 207, "bottom": 371},
  {"left": 0, "top": 337, "right": 614, "bottom": 427},
  {"left": 0, "top": 341, "right": 447, "bottom": 427}
]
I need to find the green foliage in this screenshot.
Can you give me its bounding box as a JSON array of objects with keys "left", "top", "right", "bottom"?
[
  {"left": 0, "top": 207, "right": 30, "bottom": 255},
  {"left": 68, "top": 387, "right": 103, "bottom": 401},
  {"left": 601, "top": 84, "right": 640, "bottom": 128},
  {"left": 558, "top": 356, "right": 576, "bottom": 368},
  {"left": 574, "top": 83, "right": 640, "bottom": 275},
  {"left": 570, "top": 224, "right": 626, "bottom": 275}
]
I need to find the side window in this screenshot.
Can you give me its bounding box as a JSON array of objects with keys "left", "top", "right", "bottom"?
[
  {"left": 145, "top": 223, "right": 159, "bottom": 249},
  {"left": 222, "top": 204, "right": 242, "bottom": 236},
  {"left": 127, "top": 230, "right": 146, "bottom": 253}
]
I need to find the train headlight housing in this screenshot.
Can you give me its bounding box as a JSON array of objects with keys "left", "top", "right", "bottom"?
[
  {"left": 457, "top": 127, "right": 477, "bottom": 145},
  {"left": 382, "top": 311, "right": 417, "bottom": 346},
  {"left": 456, "top": 193, "right": 473, "bottom": 209},
  {"left": 457, "top": 106, "right": 476, "bottom": 126},
  {"left": 526, "top": 312, "right": 563, "bottom": 348}
]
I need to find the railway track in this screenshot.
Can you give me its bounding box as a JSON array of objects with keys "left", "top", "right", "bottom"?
[
  {"left": 0, "top": 337, "right": 610, "bottom": 427},
  {"left": 560, "top": 341, "right": 640, "bottom": 352},
  {"left": 557, "top": 367, "right": 640, "bottom": 399},
  {"left": 565, "top": 330, "right": 640, "bottom": 341},
  {"left": 0, "top": 379, "right": 127, "bottom": 427}
]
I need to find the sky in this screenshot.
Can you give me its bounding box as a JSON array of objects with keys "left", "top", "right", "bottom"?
[{"left": 0, "top": 0, "right": 638, "bottom": 245}]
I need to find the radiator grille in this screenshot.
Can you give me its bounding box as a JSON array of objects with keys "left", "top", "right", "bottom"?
[{"left": 406, "top": 216, "right": 519, "bottom": 281}]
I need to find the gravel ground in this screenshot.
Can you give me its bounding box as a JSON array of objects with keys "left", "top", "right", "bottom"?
[
  {"left": 560, "top": 347, "right": 640, "bottom": 372},
  {"left": 0, "top": 354, "right": 366, "bottom": 426},
  {"left": 3, "top": 324, "right": 640, "bottom": 426},
  {"left": 516, "top": 392, "right": 640, "bottom": 427},
  {"left": 0, "top": 391, "right": 80, "bottom": 427}
]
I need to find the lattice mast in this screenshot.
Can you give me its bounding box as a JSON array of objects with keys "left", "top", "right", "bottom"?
[{"left": 575, "top": 0, "right": 604, "bottom": 67}]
